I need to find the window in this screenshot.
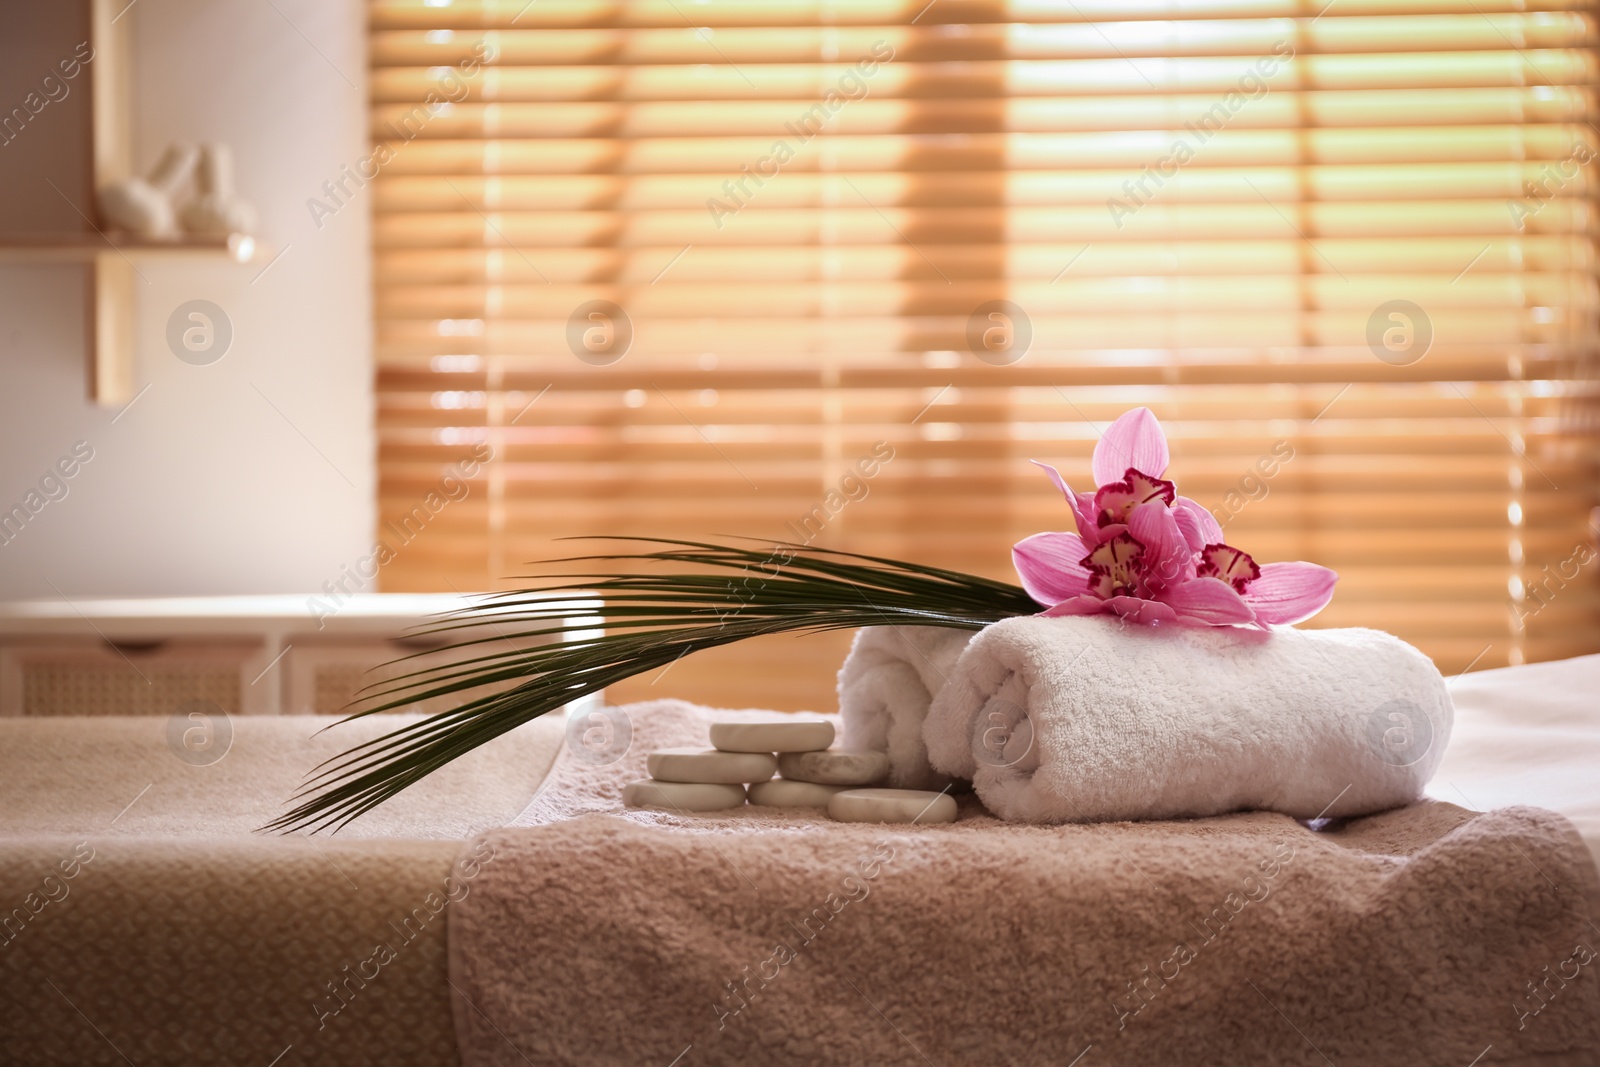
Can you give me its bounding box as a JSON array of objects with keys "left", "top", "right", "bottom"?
[{"left": 371, "top": 0, "right": 1600, "bottom": 709}]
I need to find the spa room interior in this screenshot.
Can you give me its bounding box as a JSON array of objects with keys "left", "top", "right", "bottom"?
[{"left": 1, "top": 0, "right": 1598, "bottom": 1064}]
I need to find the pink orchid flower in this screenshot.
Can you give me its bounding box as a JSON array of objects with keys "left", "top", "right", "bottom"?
[{"left": 1013, "top": 408, "right": 1338, "bottom": 627}]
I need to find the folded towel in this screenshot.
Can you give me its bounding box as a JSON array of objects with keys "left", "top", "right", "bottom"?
[
  {"left": 835, "top": 624, "right": 973, "bottom": 789},
  {"left": 454, "top": 700, "right": 1600, "bottom": 1067},
  {"left": 924, "top": 614, "right": 1453, "bottom": 823}
]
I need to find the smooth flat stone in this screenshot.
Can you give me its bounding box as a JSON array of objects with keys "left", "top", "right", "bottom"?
[
  {"left": 710, "top": 718, "right": 835, "bottom": 754},
  {"left": 828, "top": 788, "right": 957, "bottom": 825},
  {"left": 623, "top": 779, "right": 747, "bottom": 812},
  {"left": 777, "top": 749, "right": 890, "bottom": 786},
  {"left": 748, "top": 779, "right": 848, "bottom": 808},
  {"left": 647, "top": 747, "right": 777, "bottom": 785}
]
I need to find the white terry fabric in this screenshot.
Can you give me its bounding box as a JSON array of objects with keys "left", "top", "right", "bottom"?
[
  {"left": 1430, "top": 652, "right": 1600, "bottom": 869},
  {"left": 924, "top": 615, "right": 1453, "bottom": 823},
  {"left": 836, "top": 624, "right": 974, "bottom": 789}
]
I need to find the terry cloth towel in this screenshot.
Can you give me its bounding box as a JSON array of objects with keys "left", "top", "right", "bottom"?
[
  {"left": 923, "top": 614, "right": 1453, "bottom": 824},
  {"left": 449, "top": 700, "right": 1600, "bottom": 1067},
  {"left": 0, "top": 712, "right": 564, "bottom": 1067},
  {"left": 835, "top": 624, "right": 974, "bottom": 788}
]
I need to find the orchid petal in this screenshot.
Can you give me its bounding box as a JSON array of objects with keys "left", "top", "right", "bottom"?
[
  {"left": 1127, "top": 500, "right": 1189, "bottom": 589},
  {"left": 1171, "top": 506, "right": 1206, "bottom": 553},
  {"left": 1093, "top": 407, "right": 1170, "bottom": 485},
  {"left": 1029, "top": 460, "right": 1098, "bottom": 541},
  {"left": 1093, "top": 469, "right": 1176, "bottom": 528},
  {"left": 1173, "top": 496, "right": 1223, "bottom": 552},
  {"left": 1242, "top": 562, "right": 1339, "bottom": 625},
  {"left": 1082, "top": 532, "right": 1144, "bottom": 599},
  {"left": 1090, "top": 521, "right": 1127, "bottom": 546},
  {"left": 1197, "top": 543, "right": 1261, "bottom": 594},
  {"left": 1012, "top": 531, "right": 1092, "bottom": 607},
  {"left": 1030, "top": 458, "right": 1073, "bottom": 500},
  {"left": 1074, "top": 491, "right": 1102, "bottom": 541},
  {"left": 1157, "top": 576, "right": 1257, "bottom": 625},
  {"left": 1102, "top": 595, "right": 1179, "bottom": 625},
  {"left": 1039, "top": 595, "right": 1112, "bottom": 618}
]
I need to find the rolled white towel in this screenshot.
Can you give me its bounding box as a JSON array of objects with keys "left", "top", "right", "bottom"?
[
  {"left": 924, "top": 615, "right": 1452, "bottom": 823},
  {"left": 836, "top": 625, "right": 974, "bottom": 789}
]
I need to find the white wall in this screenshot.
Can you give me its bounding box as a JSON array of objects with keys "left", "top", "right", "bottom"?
[{"left": 0, "top": 0, "right": 372, "bottom": 597}]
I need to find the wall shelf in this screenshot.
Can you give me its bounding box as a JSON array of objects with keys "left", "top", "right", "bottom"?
[
  {"left": 0, "top": 232, "right": 257, "bottom": 263},
  {"left": 0, "top": 231, "right": 260, "bottom": 407},
  {"left": 0, "top": 1, "right": 264, "bottom": 409}
]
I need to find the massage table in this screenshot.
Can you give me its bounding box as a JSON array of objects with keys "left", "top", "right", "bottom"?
[
  {"left": 0, "top": 654, "right": 1596, "bottom": 1064},
  {"left": 0, "top": 713, "right": 565, "bottom": 1065}
]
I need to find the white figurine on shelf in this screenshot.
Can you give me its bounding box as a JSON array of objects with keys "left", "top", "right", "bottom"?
[
  {"left": 96, "top": 142, "right": 199, "bottom": 237},
  {"left": 179, "top": 143, "right": 256, "bottom": 236}
]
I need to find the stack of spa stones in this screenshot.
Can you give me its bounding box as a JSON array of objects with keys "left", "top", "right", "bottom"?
[{"left": 623, "top": 717, "right": 957, "bottom": 825}]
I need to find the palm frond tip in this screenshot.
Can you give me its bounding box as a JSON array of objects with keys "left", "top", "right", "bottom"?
[{"left": 264, "top": 537, "right": 1038, "bottom": 834}]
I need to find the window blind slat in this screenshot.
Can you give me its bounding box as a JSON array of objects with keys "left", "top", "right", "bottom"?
[
  {"left": 377, "top": 133, "right": 1597, "bottom": 176},
  {"left": 371, "top": 1, "right": 1594, "bottom": 31},
  {"left": 372, "top": 55, "right": 1599, "bottom": 100},
  {"left": 370, "top": 21, "right": 1594, "bottom": 63}
]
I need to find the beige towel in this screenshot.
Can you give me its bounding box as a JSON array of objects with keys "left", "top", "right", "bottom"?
[{"left": 450, "top": 700, "right": 1600, "bottom": 1067}]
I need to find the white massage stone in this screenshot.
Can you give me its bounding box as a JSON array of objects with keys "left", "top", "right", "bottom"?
[
  {"left": 778, "top": 749, "right": 890, "bottom": 786},
  {"left": 98, "top": 180, "right": 177, "bottom": 236},
  {"left": 647, "top": 747, "right": 777, "bottom": 784},
  {"left": 623, "top": 779, "right": 746, "bottom": 812},
  {"left": 748, "top": 779, "right": 848, "bottom": 808},
  {"left": 709, "top": 717, "right": 835, "bottom": 754},
  {"left": 180, "top": 143, "right": 257, "bottom": 235},
  {"left": 97, "top": 142, "right": 199, "bottom": 237},
  {"left": 828, "top": 788, "right": 957, "bottom": 825}
]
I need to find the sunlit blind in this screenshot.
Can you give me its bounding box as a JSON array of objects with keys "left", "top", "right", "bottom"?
[{"left": 370, "top": 0, "right": 1600, "bottom": 710}]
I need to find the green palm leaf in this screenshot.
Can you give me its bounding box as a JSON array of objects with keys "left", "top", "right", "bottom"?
[{"left": 265, "top": 537, "right": 1039, "bottom": 834}]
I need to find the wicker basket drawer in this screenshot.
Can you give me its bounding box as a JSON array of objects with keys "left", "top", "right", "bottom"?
[
  {"left": 283, "top": 640, "right": 488, "bottom": 716},
  {"left": 0, "top": 639, "right": 269, "bottom": 717}
]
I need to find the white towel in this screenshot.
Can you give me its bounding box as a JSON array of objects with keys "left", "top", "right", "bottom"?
[
  {"left": 923, "top": 615, "right": 1453, "bottom": 823},
  {"left": 836, "top": 624, "right": 974, "bottom": 789}
]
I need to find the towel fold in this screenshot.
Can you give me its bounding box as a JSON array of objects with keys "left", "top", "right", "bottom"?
[
  {"left": 924, "top": 615, "right": 1453, "bottom": 823},
  {"left": 835, "top": 624, "right": 973, "bottom": 789}
]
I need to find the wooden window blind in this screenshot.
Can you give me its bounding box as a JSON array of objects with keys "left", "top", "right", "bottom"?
[{"left": 370, "top": 0, "right": 1600, "bottom": 711}]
